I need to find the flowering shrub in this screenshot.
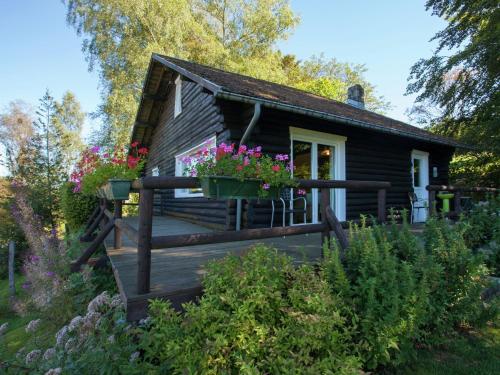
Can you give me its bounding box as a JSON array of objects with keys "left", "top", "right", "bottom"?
[
  {"left": 182, "top": 142, "right": 297, "bottom": 197},
  {"left": 70, "top": 142, "right": 148, "bottom": 195}
]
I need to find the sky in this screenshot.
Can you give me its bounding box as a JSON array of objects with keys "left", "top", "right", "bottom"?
[{"left": 0, "top": 0, "right": 446, "bottom": 176}]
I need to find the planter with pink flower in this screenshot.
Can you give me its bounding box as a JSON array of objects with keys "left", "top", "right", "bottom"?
[
  {"left": 183, "top": 143, "right": 296, "bottom": 199},
  {"left": 70, "top": 142, "right": 148, "bottom": 200}
]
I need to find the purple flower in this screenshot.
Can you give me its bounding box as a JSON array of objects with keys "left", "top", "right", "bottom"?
[
  {"left": 22, "top": 282, "right": 31, "bottom": 290},
  {"left": 46, "top": 271, "right": 55, "bottom": 277},
  {"left": 297, "top": 189, "right": 306, "bottom": 196},
  {"left": 255, "top": 146, "right": 262, "bottom": 152},
  {"left": 275, "top": 154, "right": 289, "bottom": 161},
  {"left": 90, "top": 146, "right": 100, "bottom": 153},
  {"left": 262, "top": 183, "right": 270, "bottom": 190}
]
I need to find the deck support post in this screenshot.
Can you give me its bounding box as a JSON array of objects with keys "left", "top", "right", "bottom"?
[
  {"left": 320, "top": 189, "right": 331, "bottom": 256},
  {"left": 114, "top": 200, "right": 123, "bottom": 249},
  {"left": 377, "top": 188, "right": 386, "bottom": 223},
  {"left": 137, "top": 189, "right": 153, "bottom": 295},
  {"left": 454, "top": 190, "right": 462, "bottom": 216},
  {"left": 428, "top": 189, "right": 436, "bottom": 216}
]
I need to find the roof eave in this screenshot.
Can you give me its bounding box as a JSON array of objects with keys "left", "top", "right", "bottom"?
[{"left": 215, "top": 90, "right": 463, "bottom": 149}]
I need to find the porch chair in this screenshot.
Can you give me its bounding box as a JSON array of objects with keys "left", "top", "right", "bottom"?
[
  {"left": 408, "top": 192, "right": 427, "bottom": 224},
  {"left": 271, "top": 188, "right": 307, "bottom": 227}
]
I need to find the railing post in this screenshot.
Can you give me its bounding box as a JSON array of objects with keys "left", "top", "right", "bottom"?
[
  {"left": 377, "top": 188, "right": 386, "bottom": 223},
  {"left": 454, "top": 190, "right": 462, "bottom": 216},
  {"left": 428, "top": 189, "right": 436, "bottom": 216},
  {"left": 114, "top": 200, "right": 123, "bottom": 249},
  {"left": 137, "top": 189, "right": 153, "bottom": 294},
  {"left": 320, "top": 188, "right": 331, "bottom": 256}
]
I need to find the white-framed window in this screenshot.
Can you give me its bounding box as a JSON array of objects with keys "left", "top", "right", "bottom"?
[
  {"left": 174, "top": 136, "right": 216, "bottom": 198},
  {"left": 174, "top": 75, "right": 182, "bottom": 117},
  {"left": 152, "top": 166, "right": 160, "bottom": 177}
]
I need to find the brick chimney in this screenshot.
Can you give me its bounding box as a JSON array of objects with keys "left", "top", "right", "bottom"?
[{"left": 347, "top": 84, "right": 365, "bottom": 109}]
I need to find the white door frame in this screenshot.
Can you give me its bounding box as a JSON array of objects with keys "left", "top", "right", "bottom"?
[
  {"left": 290, "top": 127, "right": 346, "bottom": 223},
  {"left": 411, "top": 149, "right": 429, "bottom": 222}
]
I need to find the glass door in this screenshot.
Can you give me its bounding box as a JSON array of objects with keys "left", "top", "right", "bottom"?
[
  {"left": 291, "top": 141, "right": 335, "bottom": 224},
  {"left": 291, "top": 140, "right": 312, "bottom": 224}
]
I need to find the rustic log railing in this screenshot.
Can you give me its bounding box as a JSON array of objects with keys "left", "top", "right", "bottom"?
[
  {"left": 72, "top": 177, "right": 390, "bottom": 291},
  {"left": 426, "top": 184, "right": 500, "bottom": 216},
  {"left": 129, "top": 177, "right": 390, "bottom": 294}
]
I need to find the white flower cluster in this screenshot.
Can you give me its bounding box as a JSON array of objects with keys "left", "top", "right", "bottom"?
[
  {"left": 25, "top": 349, "right": 41, "bottom": 365},
  {"left": 43, "top": 347, "right": 56, "bottom": 361},
  {"left": 44, "top": 368, "right": 62, "bottom": 375},
  {"left": 0, "top": 322, "right": 8, "bottom": 337},
  {"left": 87, "top": 291, "right": 111, "bottom": 313},
  {"left": 25, "top": 318, "right": 41, "bottom": 333}
]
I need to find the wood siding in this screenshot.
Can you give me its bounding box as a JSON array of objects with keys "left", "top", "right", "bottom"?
[
  {"left": 147, "top": 91, "right": 453, "bottom": 229},
  {"left": 145, "top": 79, "right": 230, "bottom": 229},
  {"left": 220, "top": 104, "right": 454, "bottom": 226}
]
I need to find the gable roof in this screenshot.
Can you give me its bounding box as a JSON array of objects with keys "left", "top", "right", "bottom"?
[{"left": 132, "top": 54, "right": 464, "bottom": 148}]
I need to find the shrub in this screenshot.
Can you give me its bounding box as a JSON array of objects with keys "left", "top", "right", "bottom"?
[
  {"left": 141, "top": 245, "right": 361, "bottom": 374},
  {"left": 324, "top": 219, "right": 429, "bottom": 369},
  {"left": 421, "top": 217, "right": 491, "bottom": 332},
  {"left": 461, "top": 195, "right": 500, "bottom": 250},
  {"left": 60, "top": 182, "right": 99, "bottom": 232}
]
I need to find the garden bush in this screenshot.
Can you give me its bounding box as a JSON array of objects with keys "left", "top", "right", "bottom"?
[
  {"left": 60, "top": 182, "right": 99, "bottom": 232},
  {"left": 141, "top": 246, "right": 362, "bottom": 374}
]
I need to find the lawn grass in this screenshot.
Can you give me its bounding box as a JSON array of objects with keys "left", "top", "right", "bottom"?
[
  {"left": 394, "top": 326, "right": 500, "bottom": 375},
  {"left": 0, "top": 276, "right": 56, "bottom": 364}
]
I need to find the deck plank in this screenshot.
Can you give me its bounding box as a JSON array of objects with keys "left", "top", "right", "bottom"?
[{"left": 104, "top": 215, "right": 323, "bottom": 320}]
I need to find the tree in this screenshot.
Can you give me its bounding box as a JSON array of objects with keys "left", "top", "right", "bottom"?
[
  {"left": 64, "top": 0, "right": 389, "bottom": 146},
  {"left": 53, "top": 91, "right": 86, "bottom": 174},
  {"left": 284, "top": 54, "right": 391, "bottom": 113},
  {"left": 406, "top": 0, "right": 499, "bottom": 185},
  {"left": 0, "top": 100, "right": 35, "bottom": 174}
]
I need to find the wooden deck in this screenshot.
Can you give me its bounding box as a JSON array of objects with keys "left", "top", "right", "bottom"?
[{"left": 105, "top": 215, "right": 323, "bottom": 320}]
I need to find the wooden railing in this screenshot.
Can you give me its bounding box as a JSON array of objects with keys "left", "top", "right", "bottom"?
[
  {"left": 426, "top": 185, "right": 500, "bottom": 216},
  {"left": 127, "top": 177, "right": 391, "bottom": 295}
]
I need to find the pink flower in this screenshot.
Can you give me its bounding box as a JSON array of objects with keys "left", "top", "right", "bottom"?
[
  {"left": 243, "top": 156, "right": 250, "bottom": 166},
  {"left": 138, "top": 147, "right": 148, "bottom": 155},
  {"left": 272, "top": 165, "right": 280, "bottom": 172},
  {"left": 275, "top": 154, "right": 289, "bottom": 161},
  {"left": 90, "top": 146, "right": 100, "bottom": 153},
  {"left": 238, "top": 145, "right": 247, "bottom": 154},
  {"left": 236, "top": 165, "right": 243, "bottom": 171},
  {"left": 131, "top": 141, "right": 139, "bottom": 148},
  {"left": 297, "top": 189, "right": 306, "bottom": 196}
]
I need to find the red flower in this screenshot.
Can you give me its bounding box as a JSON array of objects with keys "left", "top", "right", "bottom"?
[
  {"left": 127, "top": 155, "right": 140, "bottom": 169},
  {"left": 236, "top": 165, "right": 243, "bottom": 171},
  {"left": 254, "top": 152, "right": 262, "bottom": 158},
  {"left": 131, "top": 141, "right": 139, "bottom": 148},
  {"left": 138, "top": 147, "right": 148, "bottom": 155},
  {"left": 272, "top": 165, "right": 280, "bottom": 172}
]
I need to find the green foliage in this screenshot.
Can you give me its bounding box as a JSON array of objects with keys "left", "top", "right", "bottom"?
[
  {"left": 141, "top": 245, "right": 361, "bottom": 374},
  {"left": 60, "top": 182, "right": 99, "bottom": 232},
  {"left": 0, "top": 179, "right": 27, "bottom": 278},
  {"left": 449, "top": 152, "right": 500, "bottom": 188},
  {"left": 65, "top": 0, "right": 389, "bottom": 144}
]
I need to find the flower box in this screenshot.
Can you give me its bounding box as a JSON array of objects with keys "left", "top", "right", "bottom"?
[
  {"left": 201, "top": 176, "right": 280, "bottom": 200},
  {"left": 102, "top": 179, "right": 132, "bottom": 200}
]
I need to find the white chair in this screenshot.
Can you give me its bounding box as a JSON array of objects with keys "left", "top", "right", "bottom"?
[
  {"left": 408, "top": 192, "right": 427, "bottom": 223},
  {"left": 271, "top": 189, "right": 307, "bottom": 227}
]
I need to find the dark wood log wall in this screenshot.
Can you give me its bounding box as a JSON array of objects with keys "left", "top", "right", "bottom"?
[
  {"left": 147, "top": 87, "right": 453, "bottom": 229},
  {"left": 145, "top": 79, "right": 232, "bottom": 229},
  {"left": 219, "top": 103, "right": 454, "bottom": 225}
]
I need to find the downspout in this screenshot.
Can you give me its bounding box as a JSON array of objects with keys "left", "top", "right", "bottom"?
[
  {"left": 239, "top": 102, "right": 261, "bottom": 147},
  {"left": 235, "top": 102, "right": 261, "bottom": 232}
]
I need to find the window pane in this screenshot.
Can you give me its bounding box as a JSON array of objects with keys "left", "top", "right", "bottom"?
[
  {"left": 413, "top": 158, "right": 421, "bottom": 187},
  {"left": 317, "top": 144, "right": 334, "bottom": 222}
]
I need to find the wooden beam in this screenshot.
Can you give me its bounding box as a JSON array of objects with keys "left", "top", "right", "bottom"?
[
  {"left": 325, "top": 206, "right": 349, "bottom": 253},
  {"left": 80, "top": 209, "right": 104, "bottom": 242},
  {"left": 426, "top": 185, "right": 499, "bottom": 193},
  {"left": 143, "top": 92, "right": 168, "bottom": 101},
  {"left": 151, "top": 223, "right": 327, "bottom": 249},
  {"left": 320, "top": 189, "right": 331, "bottom": 255},
  {"left": 132, "top": 177, "right": 391, "bottom": 191},
  {"left": 71, "top": 220, "right": 115, "bottom": 272},
  {"left": 137, "top": 189, "right": 154, "bottom": 295},
  {"left": 83, "top": 204, "right": 101, "bottom": 233},
  {"left": 134, "top": 120, "right": 154, "bottom": 128},
  {"left": 114, "top": 201, "right": 123, "bottom": 249}
]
